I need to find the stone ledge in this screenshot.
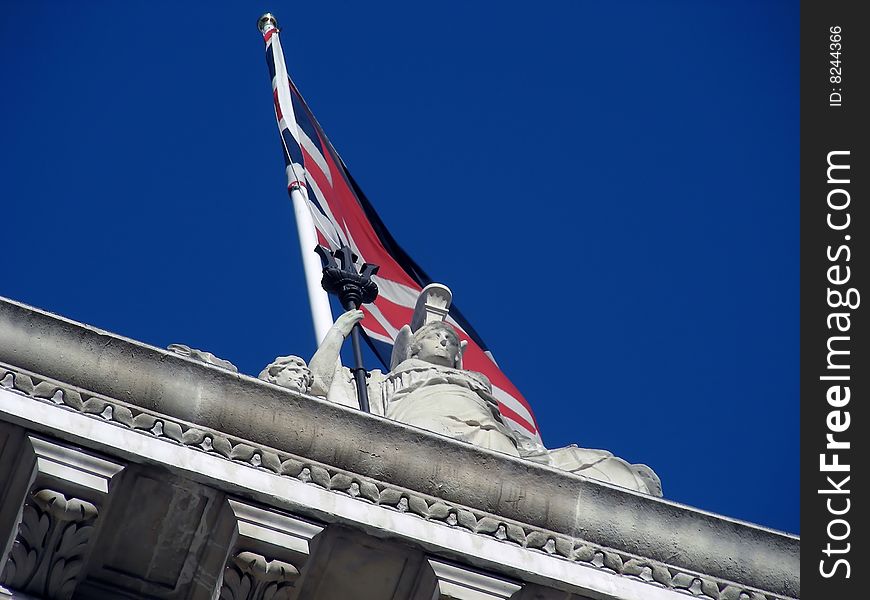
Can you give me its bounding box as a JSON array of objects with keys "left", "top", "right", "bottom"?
[
  {"left": 0, "top": 296, "right": 799, "bottom": 599},
  {"left": 1, "top": 376, "right": 792, "bottom": 600}
]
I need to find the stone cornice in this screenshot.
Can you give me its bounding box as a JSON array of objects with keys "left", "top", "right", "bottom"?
[{"left": 0, "top": 296, "right": 799, "bottom": 599}]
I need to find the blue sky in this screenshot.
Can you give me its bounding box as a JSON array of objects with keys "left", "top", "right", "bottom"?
[{"left": 0, "top": 1, "right": 799, "bottom": 533}]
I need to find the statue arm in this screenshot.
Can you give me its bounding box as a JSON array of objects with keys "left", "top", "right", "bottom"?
[{"left": 308, "top": 309, "right": 364, "bottom": 397}]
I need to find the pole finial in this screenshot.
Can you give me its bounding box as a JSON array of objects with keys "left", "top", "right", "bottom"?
[{"left": 257, "top": 13, "right": 278, "bottom": 34}]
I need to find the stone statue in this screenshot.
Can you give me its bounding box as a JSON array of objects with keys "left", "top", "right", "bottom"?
[
  {"left": 258, "top": 355, "right": 313, "bottom": 394},
  {"left": 264, "top": 285, "right": 662, "bottom": 497},
  {"left": 309, "top": 313, "right": 521, "bottom": 457}
]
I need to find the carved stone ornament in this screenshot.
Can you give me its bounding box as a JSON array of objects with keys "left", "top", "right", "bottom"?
[
  {"left": 219, "top": 551, "right": 299, "bottom": 600},
  {"left": 1, "top": 490, "right": 98, "bottom": 600},
  {"left": 168, "top": 343, "right": 239, "bottom": 373}
]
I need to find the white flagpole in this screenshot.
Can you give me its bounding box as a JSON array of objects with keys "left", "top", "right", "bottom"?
[
  {"left": 290, "top": 186, "right": 334, "bottom": 344},
  {"left": 259, "top": 13, "right": 333, "bottom": 346}
]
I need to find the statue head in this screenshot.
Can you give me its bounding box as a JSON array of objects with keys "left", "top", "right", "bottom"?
[
  {"left": 258, "top": 355, "right": 313, "bottom": 393},
  {"left": 409, "top": 321, "right": 462, "bottom": 368}
]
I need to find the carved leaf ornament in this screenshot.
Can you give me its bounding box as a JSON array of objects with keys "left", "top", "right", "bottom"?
[
  {"left": 1, "top": 489, "right": 98, "bottom": 600},
  {"left": 220, "top": 551, "right": 298, "bottom": 600}
]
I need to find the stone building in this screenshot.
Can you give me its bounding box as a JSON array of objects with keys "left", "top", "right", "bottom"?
[{"left": 0, "top": 295, "right": 798, "bottom": 600}]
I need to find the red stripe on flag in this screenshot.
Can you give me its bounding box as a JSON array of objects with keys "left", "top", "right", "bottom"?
[
  {"left": 371, "top": 295, "right": 414, "bottom": 329},
  {"left": 496, "top": 402, "right": 536, "bottom": 436}
]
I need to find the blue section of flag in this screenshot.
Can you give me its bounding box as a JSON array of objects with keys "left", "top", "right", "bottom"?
[{"left": 291, "top": 91, "right": 324, "bottom": 158}]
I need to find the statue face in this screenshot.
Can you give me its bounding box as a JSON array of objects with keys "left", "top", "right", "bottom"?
[
  {"left": 413, "top": 325, "right": 460, "bottom": 367},
  {"left": 261, "top": 356, "right": 312, "bottom": 393},
  {"left": 273, "top": 365, "right": 309, "bottom": 392}
]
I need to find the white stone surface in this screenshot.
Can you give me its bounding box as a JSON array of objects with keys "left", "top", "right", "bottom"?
[
  {"left": 28, "top": 435, "right": 124, "bottom": 494},
  {"left": 228, "top": 498, "right": 323, "bottom": 555},
  {"left": 427, "top": 558, "right": 522, "bottom": 599}
]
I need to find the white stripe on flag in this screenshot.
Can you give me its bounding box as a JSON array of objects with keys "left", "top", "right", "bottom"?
[
  {"left": 360, "top": 326, "right": 394, "bottom": 346},
  {"left": 371, "top": 275, "right": 421, "bottom": 308},
  {"left": 271, "top": 35, "right": 305, "bottom": 163},
  {"left": 492, "top": 385, "right": 540, "bottom": 441},
  {"left": 274, "top": 109, "right": 302, "bottom": 150},
  {"left": 296, "top": 123, "right": 333, "bottom": 186},
  {"left": 302, "top": 176, "right": 346, "bottom": 247},
  {"left": 362, "top": 300, "right": 401, "bottom": 339},
  {"left": 276, "top": 115, "right": 298, "bottom": 143},
  {"left": 304, "top": 172, "right": 345, "bottom": 242}
]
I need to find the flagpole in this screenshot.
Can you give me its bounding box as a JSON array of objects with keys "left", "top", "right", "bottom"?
[
  {"left": 259, "top": 13, "right": 333, "bottom": 346},
  {"left": 290, "top": 186, "right": 334, "bottom": 345}
]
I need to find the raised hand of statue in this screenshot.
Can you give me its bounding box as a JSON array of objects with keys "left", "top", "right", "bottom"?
[
  {"left": 335, "top": 309, "right": 364, "bottom": 337},
  {"left": 308, "top": 309, "right": 364, "bottom": 398}
]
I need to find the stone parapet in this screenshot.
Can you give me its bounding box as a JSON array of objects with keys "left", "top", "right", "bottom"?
[{"left": 0, "top": 296, "right": 799, "bottom": 600}]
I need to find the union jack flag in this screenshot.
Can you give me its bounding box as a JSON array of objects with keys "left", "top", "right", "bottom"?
[{"left": 262, "top": 23, "right": 541, "bottom": 443}]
